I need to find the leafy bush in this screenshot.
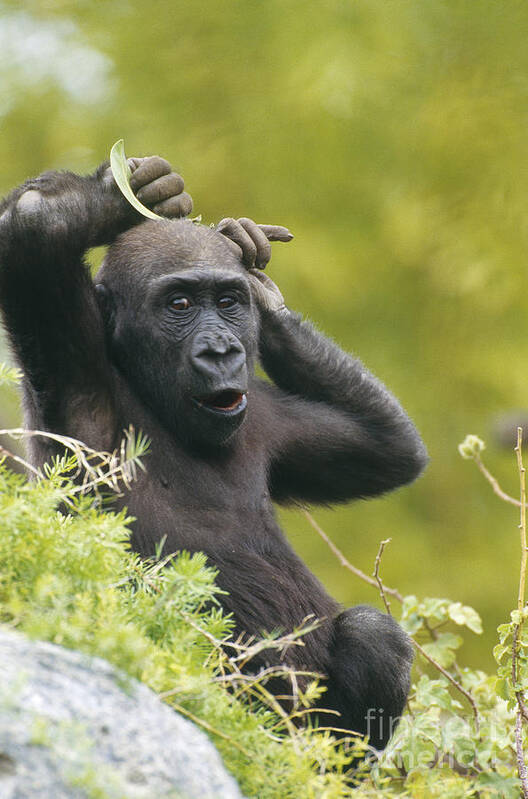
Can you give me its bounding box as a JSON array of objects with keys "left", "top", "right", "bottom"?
[
  {"left": 0, "top": 435, "right": 364, "bottom": 798},
  {"left": 1, "top": 397, "right": 527, "bottom": 796}
]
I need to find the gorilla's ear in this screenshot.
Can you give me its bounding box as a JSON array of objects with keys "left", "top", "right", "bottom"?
[{"left": 94, "top": 283, "right": 116, "bottom": 333}]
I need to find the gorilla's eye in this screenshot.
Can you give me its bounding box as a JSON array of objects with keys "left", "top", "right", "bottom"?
[
  {"left": 169, "top": 296, "right": 192, "bottom": 311},
  {"left": 217, "top": 296, "right": 237, "bottom": 310}
]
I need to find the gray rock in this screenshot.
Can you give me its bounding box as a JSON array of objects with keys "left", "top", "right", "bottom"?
[{"left": 0, "top": 629, "right": 246, "bottom": 799}]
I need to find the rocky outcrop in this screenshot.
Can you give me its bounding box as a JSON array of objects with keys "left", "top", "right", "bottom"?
[{"left": 0, "top": 629, "right": 245, "bottom": 799}]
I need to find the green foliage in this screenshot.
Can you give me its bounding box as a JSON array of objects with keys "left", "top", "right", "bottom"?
[
  {"left": 0, "top": 439, "right": 526, "bottom": 797},
  {"left": 0, "top": 457, "right": 370, "bottom": 797},
  {"left": 0, "top": 362, "right": 22, "bottom": 386},
  {"left": 458, "top": 435, "right": 487, "bottom": 461},
  {"left": 350, "top": 589, "right": 523, "bottom": 799},
  {"left": 109, "top": 138, "right": 164, "bottom": 221},
  {"left": 495, "top": 608, "right": 528, "bottom": 706}
]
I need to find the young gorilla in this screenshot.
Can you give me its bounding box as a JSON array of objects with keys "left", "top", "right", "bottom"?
[{"left": 0, "top": 156, "right": 427, "bottom": 750}]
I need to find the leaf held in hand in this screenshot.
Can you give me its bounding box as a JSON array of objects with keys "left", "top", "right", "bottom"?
[{"left": 109, "top": 139, "right": 164, "bottom": 221}]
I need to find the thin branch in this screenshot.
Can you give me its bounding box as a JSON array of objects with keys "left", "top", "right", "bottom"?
[
  {"left": 0, "top": 444, "right": 41, "bottom": 477},
  {"left": 168, "top": 702, "right": 252, "bottom": 758},
  {"left": 373, "top": 538, "right": 393, "bottom": 615},
  {"left": 516, "top": 711, "right": 528, "bottom": 799},
  {"left": 513, "top": 625, "right": 528, "bottom": 726},
  {"left": 0, "top": 426, "right": 148, "bottom": 498},
  {"left": 249, "top": 681, "right": 298, "bottom": 735},
  {"left": 412, "top": 638, "right": 480, "bottom": 732},
  {"left": 474, "top": 454, "right": 524, "bottom": 508},
  {"left": 216, "top": 667, "right": 322, "bottom": 687},
  {"left": 513, "top": 426, "right": 528, "bottom": 798},
  {"left": 302, "top": 508, "right": 403, "bottom": 602},
  {"left": 302, "top": 507, "right": 481, "bottom": 730},
  {"left": 515, "top": 427, "right": 528, "bottom": 614}
]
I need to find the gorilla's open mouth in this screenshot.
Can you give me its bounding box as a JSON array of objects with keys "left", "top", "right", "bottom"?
[{"left": 194, "top": 390, "right": 247, "bottom": 416}]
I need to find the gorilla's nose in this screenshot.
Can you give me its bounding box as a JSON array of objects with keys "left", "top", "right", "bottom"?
[{"left": 191, "top": 330, "right": 246, "bottom": 379}]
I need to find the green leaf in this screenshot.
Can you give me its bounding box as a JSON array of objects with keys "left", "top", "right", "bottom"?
[
  {"left": 400, "top": 594, "right": 423, "bottom": 634},
  {"left": 401, "top": 594, "right": 419, "bottom": 613},
  {"left": 497, "top": 622, "right": 514, "bottom": 644},
  {"left": 396, "top": 712, "right": 443, "bottom": 773},
  {"left": 422, "top": 632, "right": 463, "bottom": 668},
  {"left": 400, "top": 612, "right": 423, "bottom": 635},
  {"left": 475, "top": 773, "right": 523, "bottom": 798},
  {"left": 421, "top": 597, "right": 450, "bottom": 623},
  {"left": 414, "top": 675, "right": 457, "bottom": 710},
  {"left": 493, "top": 643, "right": 510, "bottom": 663},
  {"left": 442, "top": 715, "right": 476, "bottom": 764},
  {"left": 109, "top": 139, "right": 164, "bottom": 221},
  {"left": 448, "top": 602, "right": 483, "bottom": 634},
  {"left": 0, "top": 362, "right": 22, "bottom": 386},
  {"left": 495, "top": 677, "right": 510, "bottom": 700}
]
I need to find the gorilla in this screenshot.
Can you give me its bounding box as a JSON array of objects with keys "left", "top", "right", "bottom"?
[{"left": 0, "top": 155, "right": 427, "bottom": 750}]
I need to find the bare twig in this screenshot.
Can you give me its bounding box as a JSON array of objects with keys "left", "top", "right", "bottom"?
[
  {"left": 169, "top": 702, "right": 252, "bottom": 757},
  {"left": 373, "top": 538, "right": 393, "bottom": 615},
  {"left": 215, "top": 667, "right": 322, "bottom": 688},
  {"left": 0, "top": 426, "right": 148, "bottom": 499},
  {"left": 0, "top": 443, "right": 41, "bottom": 477},
  {"left": 302, "top": 507, "right": 481, "bottom": 730},
  {"left": 515, "top": 428, "right": 528, "bottom": 614},
  {"left": 513, "top": 625, "right": 528, "bottom": 726},
  {"left": 302, "top": 508, "right": 403, "bottom": 602},
  {"left": 513, "top": 427, "right": 528, "bottom": 798},
  {"left": 474, "top": 453, "right": 524, "bottom": 508},
  {"left": 516, "top": 711, "right": 528, "bottom": 798},
  {"left": 412, "top": 638, "right": 480, "bottom": 732}
]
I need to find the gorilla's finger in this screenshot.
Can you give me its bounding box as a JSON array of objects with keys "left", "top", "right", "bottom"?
[
  {"left": 247, "top": 269, "right": 286, "bottom": 312},
  {"left": 219, "top": 235, "right": 245, "bottom": 260},
  {"left": 238, "top": 218, "right": 272, "bottom": 269},
  {"left": 216, "top": 217, "right": 257, "bottom": 267},
  {"left": 129, "top": 156, "right": 172, "bottom": 191},
  {"left": 127, "top": 158, "right": 143, "bottom": 173},
  {"left": 258, "top": 225, "right": 294, "bottom": 242},
  {"left": 136, "top": 173, "right": 185, "bottom": 205},
  {"left": 152, "top": 192, "right": 193, "bottom": 218},
  {"left": 248, "top": 268, "right": 275, "bottom": 287}
]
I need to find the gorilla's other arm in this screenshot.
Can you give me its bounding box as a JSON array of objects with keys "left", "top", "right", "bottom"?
[
  {"left": 216, "top": 216, "right": 427, "bottom": 504},
  {"left": 0, "top": 159, "right": 190, "bottom": 446},
  {"left": 259, "top": 305, "right": 428, "bottom": 503}
]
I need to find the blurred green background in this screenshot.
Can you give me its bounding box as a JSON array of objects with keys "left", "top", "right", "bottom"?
[{"left": 1, "top": 0, "right": 528, "bottom": 669}]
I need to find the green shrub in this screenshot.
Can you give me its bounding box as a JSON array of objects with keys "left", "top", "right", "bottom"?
[
  {"left": 0, "top": 412, "right": 527, "bottom": 797},
  {"left": 0, "top": 442, "right": 365, "bottom": 798}
]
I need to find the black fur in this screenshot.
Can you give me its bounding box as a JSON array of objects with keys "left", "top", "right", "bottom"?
[{"left": 0, "top": 162, "right": 427, "bottom": 750}]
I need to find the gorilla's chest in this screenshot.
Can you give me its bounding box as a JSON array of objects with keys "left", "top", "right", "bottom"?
[{"left": 120, "top": 424, "right": 273, "bottom": 558}]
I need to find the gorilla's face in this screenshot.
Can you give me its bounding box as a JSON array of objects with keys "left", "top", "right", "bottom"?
[
  {"left": 96, "top": 220, "right": 259, "bottom": 447},
  {"left": 143, "top": 262, "right": 257, "bottom": 446}
]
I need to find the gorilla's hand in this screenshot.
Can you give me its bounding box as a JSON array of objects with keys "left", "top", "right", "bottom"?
[
  {"left": 247, "top": 269, "right": 286, "bottom": 313},
  {"left": 216, "top": 217, "right": 293, "bottom": 269},
  {"left": 216, "top": 217, "right": 292, "bottom": 313},
  {"left": 111, "top": 156, "right": 193, "bottom": 218}
]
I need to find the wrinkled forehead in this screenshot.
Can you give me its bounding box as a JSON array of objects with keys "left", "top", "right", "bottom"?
[{"left": 97, "top": 219, "right": 246, "bottom": 288}]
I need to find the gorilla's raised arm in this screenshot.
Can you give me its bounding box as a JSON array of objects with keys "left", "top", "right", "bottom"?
[
  {"left": 217, "top": 216, "right": 427, "bottom": 504},
  {"left": 259, "top": 308, "right": 427, "bottom": 503},
  {"left": 0, "top": 158, "right": 190, "bottom": 448}
]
